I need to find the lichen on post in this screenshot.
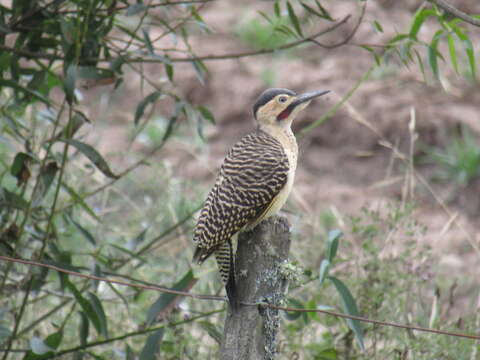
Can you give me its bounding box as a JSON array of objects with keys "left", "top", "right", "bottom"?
[{"left": 219, "top": 216, "right": 292, "bottom": 360}]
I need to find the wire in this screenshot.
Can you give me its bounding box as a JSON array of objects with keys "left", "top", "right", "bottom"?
[{"left": 1, "top": 255, "right": 479, "bottom": 340}]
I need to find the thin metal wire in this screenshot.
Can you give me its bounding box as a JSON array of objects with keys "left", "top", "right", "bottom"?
[{"left": 1, "top": 255, "right": 479, "bottom": 340}]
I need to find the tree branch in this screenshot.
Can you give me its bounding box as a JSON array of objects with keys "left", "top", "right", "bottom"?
[{"left": 429, "top": 0, "right": 480, "bottom": 27}]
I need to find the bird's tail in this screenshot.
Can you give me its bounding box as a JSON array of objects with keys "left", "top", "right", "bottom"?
[{"left": 215, "top": 240, "right": 238, "bottom": 312}]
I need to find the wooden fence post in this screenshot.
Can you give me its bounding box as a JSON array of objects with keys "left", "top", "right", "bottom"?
[{"left": 219, "top": 216, "right": 291, "bottom": 360}]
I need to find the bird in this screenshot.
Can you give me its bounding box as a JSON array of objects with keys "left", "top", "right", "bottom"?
[{"left": 192, "top": 87, "right": 329, "bottom": 311}]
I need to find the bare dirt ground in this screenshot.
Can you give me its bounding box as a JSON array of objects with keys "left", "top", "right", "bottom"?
[{"left": 86, "top": 1, "right": 480, "bottom": 316}]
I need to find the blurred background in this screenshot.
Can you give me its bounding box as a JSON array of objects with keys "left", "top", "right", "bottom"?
[{"left": 1, "top": 0, "right": 480, "bottom": 358}]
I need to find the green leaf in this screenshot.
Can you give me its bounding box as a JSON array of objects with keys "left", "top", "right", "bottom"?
[
  {"left": 287, "top": 1, "right": 303, "bottom": 37},
  {"left": 56, "top": 138, "right": 119, "bottom": 179},
  {"left": 25, "top": 332, "right": 62, "bottom": 359},
  {"left": 319, "top": 259, "right": 330, "bottom": 285},
  {"left": 78, "top": 311, "right": 89, "bottom": 345},
  {"left": 197, "top": 105, "right": 215, "bottom": 124},
  {"left": 191, "top": 59, "right": 207, "bottom": 85},
  {"left": 414, "top": 49, "right": 427, "bottom": 82},
  {"left": 146, "top": 270, "right": 196, "bottom": 326},
  {"left": 64, "top": 64, "right": 77, "bottom": 104},
  {"left": 328, "top": 276, "right": 364, "bottom": 350},
  {"left": 373, "top": 20, "right": 383, "bottom": 33},
  {"left": 0, "top": 79, "right": 51, "bottom": 105},
  {"left": 44, "top": 332, "right": 62, "bottom": 350},
  {"left": 284, "top": 298, "right": 303, "bottom": 320},
  {"left": 300, "top": 2, "right": 332, "bottom": 21},
  {"left": 409, "top": 9, "right": 437, "bottom": 39},
  {"left": 125, "top": 344, "right": 135, "bottom": 360},
  {"left": 10, "top": 152, "right": 34, "bottom": 186},
  {"left": 65, "top": 279, "right": 103, "bottom": 337},
  {"left": 87, "top": 292, "right": 108, "bottom": 338},
  {"left": 30, "top": 337, "right": 53, "bottom": 355},
  {"left": 198, "top": 321, "right": 222, "bottom": 344},
  {"left": 139, "top": 329, "right": 164, "bottom": 360},
  {"left": 31, "top": 161, "right": 59, "bottom": 207},
  {"left": 134, "top": 91, "right": 161, "bottom": 126},
  {"left": 453, "top": 28, "right": 476, "bottom": 79},
  {"left": 54, "top": 111, "right": 89, "bottom": 140},
  {"left": 326, "top": 229, "right": 342, "bottom": 262},
  {"left": 142, "top": 29, "right": 154, "bottom": 55},
  {"left": 68, "top": 215, "right": 96, "bottom": 246},
  {"left": 0, "top": 186, "right": 28, "bottom": 210},
  {"left": 447, "top": 33, "right": 459, "bottom": 74},
  {"left": 274, "top": 0, "right": 281, "bottom": 18},
  {"left": 314, "top": 0, "right": 333, "bottom": 21},
  {"left": 428, "top": 29, "right": 444, "bottom": 80},
  {"left": 61, "top": 183, "right": 101, "bottom": 222},
  {"left": 165, "top": 62, "right": 174, "bottom": 82}
]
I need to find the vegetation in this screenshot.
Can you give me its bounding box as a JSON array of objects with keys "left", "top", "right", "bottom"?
[{"left": 1, "top": 0, "right": 479, "bottom": 359}]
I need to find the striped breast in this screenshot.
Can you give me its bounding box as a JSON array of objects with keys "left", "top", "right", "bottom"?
[{"left": 193, "top": 129, "right": 290, "bottom": 263}]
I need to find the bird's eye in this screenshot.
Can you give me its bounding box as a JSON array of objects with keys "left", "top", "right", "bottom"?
[{"left": 278, "top": 96, "right": 288, "bottom": 104}]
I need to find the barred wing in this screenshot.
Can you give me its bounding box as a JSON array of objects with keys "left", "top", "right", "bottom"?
[{"left": 193, "top": 130, "right": 289, "bottom": 263}]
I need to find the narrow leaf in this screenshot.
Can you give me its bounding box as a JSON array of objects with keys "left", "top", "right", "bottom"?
[
  {"left": 287, "top": 1, "right": 303, "bottom": 37},
  {"left": 142, "top": 29, "right": 154, "bottom": 55},
  {"left": 65, "top": 279, "right": 103, "bottom": 337},
  {"left": 87, "top": 293, "right": 108, "bottom": 338},
  {"left": 10, "top": 152, "right": 33, "bottom": 186},
  {"left": 57, "top": 138, "right": 119, "bottom": 179},
  {"left": 326, "top": 229, "right": 342, "bottom": 262},
  {"left": 329, "top": 276, "right": 364, "bottom": 350},
  {"left": 198, "top": 321, "right": 222, "bottom": 344},
  {"left": 146, "top": 270, "right": 197, "bottom": 325},
  {"left": 139, "top": 329, "right": 164, "bottom": 360},
  {"left": 428, "top": 30, "right": 444, "bottom": 80},
  {"left": 134, "top": 91, "right": 161, "bottom": 125},
  {"left": 197, "top": 105, "right": 215, "bottom": 124},
  {"left": 447, "top": 33, "right": 459, "bottom": 74},
  {"left": 409, "top": 9, "right": 437, "bottom": 39},
  {"left": 31, "top": 161, "right": 59, "bottom": 207},
  {"left": 64, "top": 64, "right": 77, "bottom": 104},
  {"left": 78, "top": 311, "right": 89, "bottom": 345},
  {"left": 319, "top": 259, "right": 330, "bottom": 285},
  {"left": 0, "top": 79, "right": 51, "bottom": 105},
  {"left": 69, "top": 216, "right": 96, "bottom": 246}
]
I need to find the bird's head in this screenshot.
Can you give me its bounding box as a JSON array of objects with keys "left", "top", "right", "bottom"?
[{"left": 253, "top": 88, "right": 330, "bottom": 130}]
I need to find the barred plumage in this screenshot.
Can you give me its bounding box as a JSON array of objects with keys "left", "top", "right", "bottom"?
[
  {"left": 192, "top": 87, "right": 329, "bottom": 311},
  {"left": 193, "top": 129, "right": 289, "bottom": 262}
]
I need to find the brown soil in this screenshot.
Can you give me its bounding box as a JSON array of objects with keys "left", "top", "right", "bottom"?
[{"left": 86, "top": 0, "right": 480, "bottom": 315}]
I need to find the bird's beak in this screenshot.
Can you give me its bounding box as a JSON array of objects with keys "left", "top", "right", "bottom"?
[{"left": 291, "top": 90, "right": 330, "bottom": 108}]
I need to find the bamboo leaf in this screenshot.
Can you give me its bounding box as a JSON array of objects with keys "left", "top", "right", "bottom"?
[
  {"left": 197, "top": 105, "right": 215, "bottom": 124},
  {"left": 447, "top": 33, "right": 459, "bottom": 74},
  {"left": 139, "top": 329, "right": 164, "bottom": 360},
  {"left": 329, "top": 276, "right": 364, "bottom": 350},
  {"left": 87, "top": 293, "right": 108, "bottom": 338},
  {"left": 326, "top": 229, "right": 342, "bottom": 262},
  {"left": 65, "top": 280, "right": 103, "bottom": 337},
  {"left": 56, "top": 138, "right": 119, "bottom": 179},
  {"left": 31, "top": 161, "right": 59, "bottom": 207},
  {"left": 146, "top": 270, "right": 197, "bottom": 325},
  {"left": 319, "top": 259, "right": 330, "bottom": 285},
  {"left": 287, "top": 1, "right": 303, "bottom": 37},
  {"left": 68, "top": 215, "right": 96, "bottom": 246},
  {"left": 134, "top": 91, "right": 161, "bottom": 125},
  {"left": 428, "top": 30, "right": 444, "bottom": 80},
  {"left": 409, "top": 9, "right": 437, "bottom": 39}
]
